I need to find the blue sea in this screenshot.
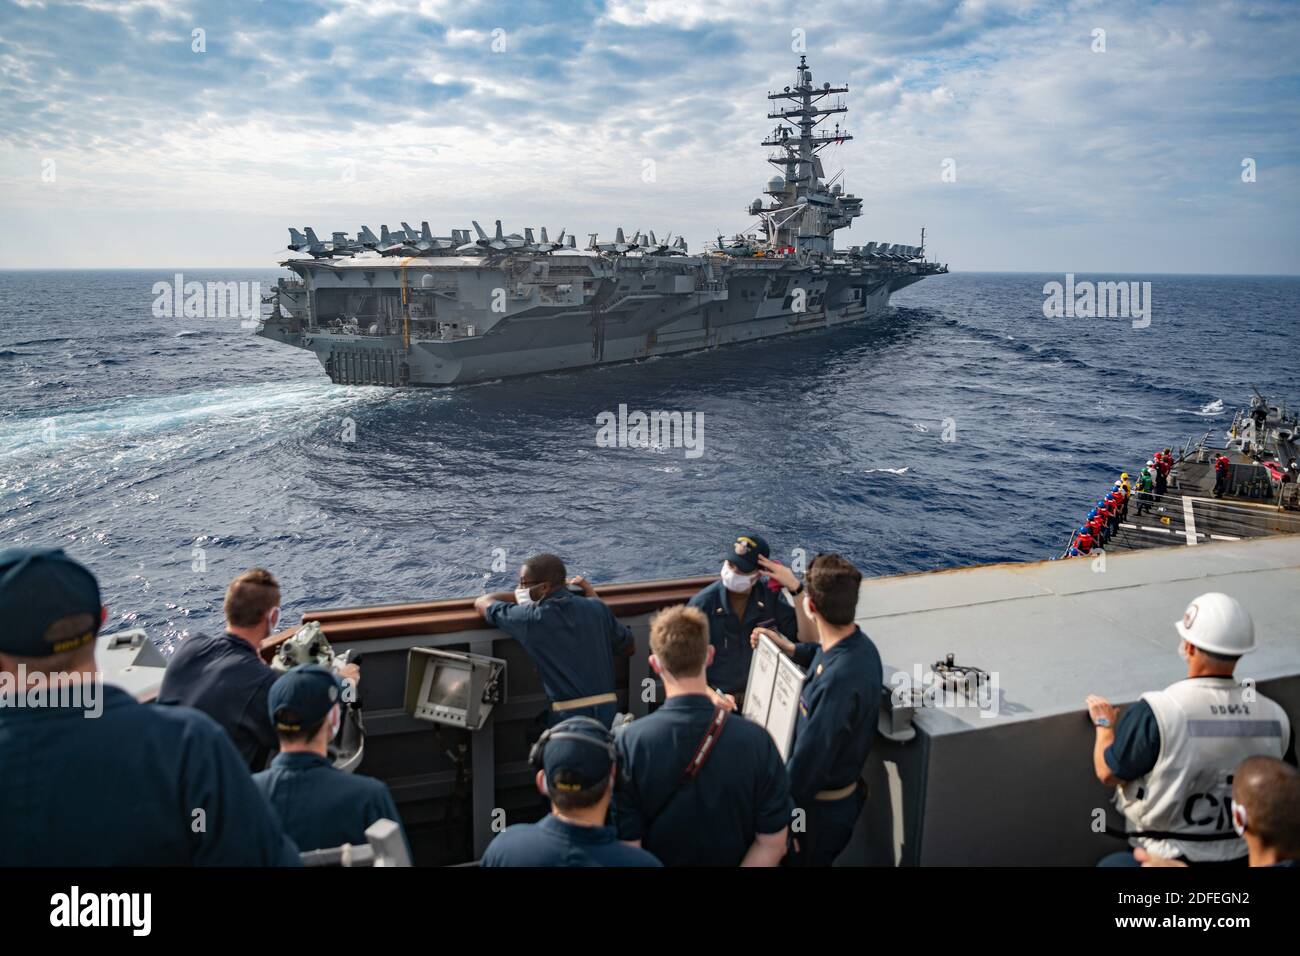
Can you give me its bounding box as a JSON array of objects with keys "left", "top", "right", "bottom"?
[{"left": 2, "top": 270, "right": 1297, "bottom": 648}]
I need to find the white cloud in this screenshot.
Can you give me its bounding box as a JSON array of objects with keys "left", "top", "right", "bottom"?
[
  {"left": 0, "top": 0, "right": 1296, "bottom": 272},
  {"left": 602, "top": 0, "right": 762, "bottom": 28}
]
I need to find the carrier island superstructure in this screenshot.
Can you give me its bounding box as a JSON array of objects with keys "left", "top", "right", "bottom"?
[{"left": 257, "top": 56, "right": 948, "bottom": 386}]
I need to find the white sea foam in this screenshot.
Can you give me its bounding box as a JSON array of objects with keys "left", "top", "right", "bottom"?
[
  {"left": 1176, "top": 399, "right": 1225, "bottom": 417},
  {"left": 0, "top": 380, "right": 381, "bottom": 465}
]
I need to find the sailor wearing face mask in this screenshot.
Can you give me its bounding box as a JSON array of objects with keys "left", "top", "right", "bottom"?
[
  {"left": 688, "top": 534, "right": 814, "bottom": 705},
  {"left": 253, "top": 665, "right": 410, "bottom": 856},
  {"left": 475, "top": 553, "right": 635, "bottom": 728}
]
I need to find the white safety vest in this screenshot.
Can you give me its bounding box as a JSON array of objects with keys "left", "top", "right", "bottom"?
[{"left": 1114, "top": 677, "right": 1290, "bottom": 862}]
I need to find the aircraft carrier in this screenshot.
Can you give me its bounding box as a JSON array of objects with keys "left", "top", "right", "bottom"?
[{"left": 256, "top": 56, "right": 947, "bottom": 386}]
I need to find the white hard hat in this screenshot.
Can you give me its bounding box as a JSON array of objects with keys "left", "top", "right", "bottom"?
[
  {"left": 1147, "top": 459, "right": 1155, "bottom": 466},
  {"left": 1174, "top": 592, "right": 1256, "bottom": 656}
]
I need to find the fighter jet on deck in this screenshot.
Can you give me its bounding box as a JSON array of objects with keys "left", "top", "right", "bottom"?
[{"left": 459, "top": 220, "right": 527, "bottom": 254}]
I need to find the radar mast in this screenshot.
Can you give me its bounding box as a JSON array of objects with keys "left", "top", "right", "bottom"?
[{"left": 756, "top": 56, "right": 863, "bottom": 257}]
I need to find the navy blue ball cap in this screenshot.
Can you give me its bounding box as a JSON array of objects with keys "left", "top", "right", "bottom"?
[
  {"left": 724, "top": 533, "right": 770, "bottom": 573},
  {"left": 0, "top": 547, "right": 101, "bottom": 657},
  {"left": 268, "top": 664, "right": 342, "bottom": 733},
  {"left": 543, "top": 717, "right": 615, "bottom": 794}
]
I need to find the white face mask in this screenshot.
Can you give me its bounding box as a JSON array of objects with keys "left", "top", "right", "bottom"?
[
  {"left": 515, "top": 585, "right": 536, "bottom": 606},
  {"left": 329, "top": 705, "right": 341, "bottom": 741},
  {"left": 720, "top": 563, "right": 756, "bottom": 593}
]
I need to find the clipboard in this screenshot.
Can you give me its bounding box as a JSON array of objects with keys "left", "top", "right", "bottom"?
[{"left": 742, "top": 632, "right": 807, "bottom": 761}]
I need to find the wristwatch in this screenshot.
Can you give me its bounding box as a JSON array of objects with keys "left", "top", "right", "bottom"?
[
  {"left": 791, "top": 581, "right": 804, "bottom": 595},
  {"left": 1094, "top": 717, "right": 1111, "bottom": 728}
]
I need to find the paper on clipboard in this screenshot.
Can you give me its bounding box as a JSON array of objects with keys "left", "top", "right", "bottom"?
[
  {"left": 767, "top": 653, "right": 805, "bottom": 761},
  {"left": 742, "top": 633, "right": 781, "bottom": 726},
  {"left": 742, "top": 632, "right": 806, "bottom": 761}
]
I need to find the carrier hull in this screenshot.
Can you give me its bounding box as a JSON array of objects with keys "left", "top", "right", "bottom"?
[{"left": 259, "top": 268, "right": 930, "bottom": 386}]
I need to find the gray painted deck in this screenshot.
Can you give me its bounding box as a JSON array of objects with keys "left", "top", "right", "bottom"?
[{"left": 853, "top": 536, "right": 1300, "bottom": 864}]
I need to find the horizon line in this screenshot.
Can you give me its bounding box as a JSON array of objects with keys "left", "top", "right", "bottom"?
[{"left": 2, "top": 266, "right": 1299, "bottom": 279}]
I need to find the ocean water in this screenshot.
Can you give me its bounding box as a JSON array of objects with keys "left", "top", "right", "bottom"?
[{"left": 2, "top": 269, "right": 1297, "bottom": 648}]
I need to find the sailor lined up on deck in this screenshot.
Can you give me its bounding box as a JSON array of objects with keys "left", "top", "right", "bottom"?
[
  {"left": 1095, "top": 499, "right": 1113, "bottom": 546},
  {"left": 1154, "top": 449, "right": 1172, "bottom": 497},
  {"left": 1213, "top": 453, "right": 1231, "bottom": 498},
  {"left": 474, "top": 553, "right": 633, "bottom": 730},
  {"left": 1070, "top": 469, "right": 1145, "bottom": 560},
  {"left": 1135, "top": 463, "right": 1155, "bottom": 516},
  {"left": 1106, "top": 490, "right": 1122, "bottom": 537},
  {"left": 1086, "top": 508, "right": 1104, "bottom": 547},
  {"left": 687, "top": 533, "right": 814, "bottom": 705}
]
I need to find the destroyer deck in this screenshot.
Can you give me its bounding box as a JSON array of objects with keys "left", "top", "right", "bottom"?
[
  {"left": 855, "top": 536, "right": 1300, "bottom": 865},
  {"left": 101, "top": 538, "right": 1300, "bottom": 865},
  {"left": 1106, "top": 457, "right": 1300, "bottom": 552}
]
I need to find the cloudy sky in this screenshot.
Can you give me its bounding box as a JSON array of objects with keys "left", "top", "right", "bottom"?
[{"left": 1, "top": 0, "right": 1297, "bottom": 272}]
